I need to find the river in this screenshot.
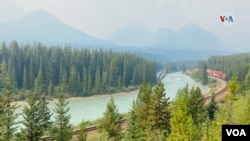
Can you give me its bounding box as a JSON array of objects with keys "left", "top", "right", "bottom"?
[{"left": 15, "top": 71, "right": 210, "bottom": 128}]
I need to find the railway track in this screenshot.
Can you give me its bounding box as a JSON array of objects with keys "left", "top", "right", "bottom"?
[
  {"left": 39, "top": 119, "right": 126, "bottom": 141},
  {"left": 204, "top": 86, "right": 227, "bottom": 101},
  {"left": 204, "top": 76, "right": 228, "bottom": 102}
]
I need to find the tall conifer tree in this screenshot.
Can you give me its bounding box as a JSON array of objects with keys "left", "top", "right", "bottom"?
[
  {"left": 98, "top": 96, "right": 122, "bottom": 140},
  {"left": 22, "top": 91, "right": 43, "bottom": 141},
  {"left": 0, "top": 76, "right": 18, "bottom": 141},
  {"left": 50, "top": 94, "right": 72, "bottom": 141}
]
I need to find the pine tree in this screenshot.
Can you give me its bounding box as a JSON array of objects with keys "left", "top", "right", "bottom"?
[
  {"left": 188, "top": 87, "right": 206, "bottom": 127},
  {"left": 36, "top": 67, "right": 45, "bottom": 96},
  {"left": 59, "top": 69, "right": 68, "bottom": 94},
  {"left": 37, "top": 95, "right": 52, "bottom": 133},
  {"left": 207, "top": 93, "right": 218, "bottom": 121},
  {"left": 125, "top": 100, "right": 144, "bottom": 141},
  {"left": 148, "top": 81, "right": 171, "bottom": 136},
  {"left": 87, "top": 72, "right": 92, "bottom": 92},
  {"left": 168, "top": 88, "right": 199, "bottom": 141},
  {"left": 122, "top": 58, "right": 130, "bottom": 87},
  {"left": 77, "top": 120, "right": 87, "bottom": 141},
  {"left": 94, "top": 67, "right": 101, "bottom": 93},
  {"left": 50, "top": 94, "right": 72, "bottom": 141},
  {"left": 48, "top": 80, "right": 54, "bottom": 97},
  {"left": 22, "top": 66, "right": 28, "bottom": 90},
  {"left": 22, "top": 91, "right": 43, "bottom": 141},
  {"left": 82, "top": 66, "right": 88, "bottom": 95},
  {"left": 227, "top": 75, "right": 239, "bottom": 96},
  {"left": 102, "top": 71, "right": 109, "bottom": 92},
  {"left": 200, "top": 62, "right": 208, "bottom": 85},
  {"left": 0, "top": 76, "right": 18, "bottom": 141},
  {"left": 76, "top": 73, "right": 82, "bottom": 95},
  {"left": 98, "top": 96, "right": 122, "bottom": 141},
  {"left": 136, "top": 83, "right": 152, "bottom": 131},
  {"left": 226, "top": 75, "right": 239, "bottom": 124},
  {"left": 29, "top": 59, "right": 35, "bottom": 89},
  {"left": 69, "top": 66, "right": 77, "bottom": 95}
]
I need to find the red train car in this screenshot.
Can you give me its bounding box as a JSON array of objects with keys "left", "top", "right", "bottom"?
[{"left": 207, "top": 69, "right": 227, "bottom": 80}]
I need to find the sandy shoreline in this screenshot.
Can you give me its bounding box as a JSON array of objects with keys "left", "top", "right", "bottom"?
[
  {"left": 13, "top": 89, "right": 139, "bottom": 107},
  {"left": 173, "top": 77, "right": 182, "bottom": 81}
]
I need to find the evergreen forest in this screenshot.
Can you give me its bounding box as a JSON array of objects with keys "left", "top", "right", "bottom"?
[
  {"left": 0, "top": 41, "right": 250, "bottom": 140},
  {"left": 0, "top": 41, "right": 157, "bottom": 100}
]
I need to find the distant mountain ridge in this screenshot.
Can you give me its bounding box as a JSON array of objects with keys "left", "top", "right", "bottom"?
[
  {"left": 108, "top": 22, "right": 232, "bottom": 62},
  {"left": 110, "top": 22, "right": 224, "bottom": 51},
  {"left": 109, "top": 22, "right": 154, "bottom": 47},
  {"left": 0, "top": 10, "right": 232, "bottom": 62},
  {"left": 0, "top": 9, "right": 114, "bottom": 47}
]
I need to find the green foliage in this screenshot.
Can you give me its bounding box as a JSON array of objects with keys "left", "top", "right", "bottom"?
[
  {"left": 226, "top": 75, "right": 240, "bottom": 124},
  {"left": 0, "top": 42, "right": 156, "bottom": 98},
  {"left": 22, "top": 91, "right": 43, "bottom": 141},
  {"left": 207, "top": 93, "right": 218, "bottom": 121},
  {"left": 168, "top": 87, "right": 199, "bottom": 141},
  {"left": 50, "top": 94, "right": 72, "bottom": 141},
  {"left": 136, "top": 83, "right": 152, "bottom": 131},
  {"left": 165, "top": 61, "right": 198, "bottom": 73},
  {"left": 125, "top": 82, "right": 171, "bottom": 140},
  {"left": 197, "top": 61, "right": 208, "bottom": 85},
  {"left": 77, "top": 120, "right": 87, "bottom": 141},
  {"left": 68, "top": 66, "right": 78, "bottom": 95},
  {"left": 37, "top": 95, "right": 53, "bottom": 134},
  {"left": 188, "top": 87, "right": 206, "bottom": 127},
  {"left": 227, "top": 75, "right": 239, "bottom": 96},
  {"left": 148, "top": 81, "right": 171, "bottom": 135},
  {"left": 98, "top": 96, "right": 122, "bottom": 141},
  {"left": 125, "top": 100, "right": 144, "bottom": 141},
  {"left": 0, "top": 76, "right": 18, "bottom": 141},
  {"left": 207, "top": 53, "right": 250, "bottom": 82},
  {"left": 48, "top": 80, "right": 54, "bottom": 97}
]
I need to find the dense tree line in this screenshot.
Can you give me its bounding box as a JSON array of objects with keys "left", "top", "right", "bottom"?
[
  {"left": 1, "top": 42, "right": 250, "bottom": 140},
  {"left": 207, "top": 53, "right": 250, "bottom": 83},
  {"left": 189, "top": 61, "right": 209, "bottom": 85},
  {"left": 1, "top": 76, "right": 248, "bottom": 140},
  {"left": 164, "top": 61, "right": 198, "bottom": 73},
  {"left": 94, "top": 82, "right": 207, "bottom": 141},
  {"left": 95, "top": 53, "right": 250, "bottom": 140},
  {"left": 0, "top": 41, "right": 156, "bottom": 99},
  {"left": 207, "top": 53, "right": 250, "bottom": 93},
  {"left": 0, "top": 78, "right": 73, "bottom": 140},
  {"left": 0, "top": 52, "right": 250, "bottom": 140}
]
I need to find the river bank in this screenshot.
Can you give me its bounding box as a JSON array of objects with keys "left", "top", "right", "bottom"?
[
  {"left": 14, "top": 72, "right": 211, "bottom": 126},
  {"left": 13, "top": 89, "right": 140, "bottom": 107}
]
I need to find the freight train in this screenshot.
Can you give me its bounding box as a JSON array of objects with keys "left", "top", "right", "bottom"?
[{"left": 206, "top": 69, "right": 227, "bottom": 80}]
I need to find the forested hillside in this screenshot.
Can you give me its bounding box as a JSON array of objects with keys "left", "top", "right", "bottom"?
[
  {"left": 207, "top": 53, "right": 250, "bottom": 91},
  {"left": 95, "top": 53, "right": 250, "bottom": 141},
  {"left": 0, "top": 41, "right": 156, "bottom": 99}
]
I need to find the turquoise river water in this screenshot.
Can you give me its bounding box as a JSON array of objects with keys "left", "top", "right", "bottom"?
[{"left": 15, "top": 71, "right": 210, "bottom": 127}]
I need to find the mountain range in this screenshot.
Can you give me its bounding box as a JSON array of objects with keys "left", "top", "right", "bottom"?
[
  {"left": 0, "top": 10, "right": 114, "bottom": 47},
  {"left": 0, "top": 9, "right": 233, "bottom": 62},
  {"left": 109, "top": 22, "right": 224, "bottom": 51},
  {"left": 109, "top": 21, "right": 230, "bottom": 62}
]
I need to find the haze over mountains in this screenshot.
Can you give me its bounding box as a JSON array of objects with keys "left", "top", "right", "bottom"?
[
  {"left": 0, "top": 9, "right": 235, "bottom": 62},
  {"left": 0, "top": 0, "right": 26, "bottom": 23},
  {"left": 0, "top": 10, "right": 114, "bottom": 47},
  {"left": 110, "top": 22, "right": 224, "bottom": 51},
  {"left": 108, "top": 21, "right": 231, "bottom": 62}
]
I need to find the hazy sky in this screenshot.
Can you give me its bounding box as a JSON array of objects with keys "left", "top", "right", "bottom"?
[{"left": 1, "top": 0, "right": 250, "bottom": 39}]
